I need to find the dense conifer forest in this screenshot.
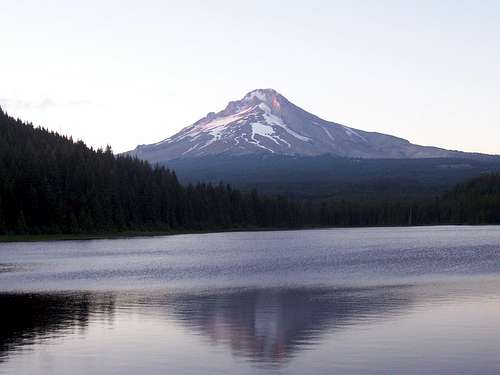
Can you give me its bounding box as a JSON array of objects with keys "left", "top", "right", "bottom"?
[
  {"left": 0, "top": 107, "right": 304, "bottom": 234},
  {"left": 0, "top": 106, "right": 499, "bottom": 235}
]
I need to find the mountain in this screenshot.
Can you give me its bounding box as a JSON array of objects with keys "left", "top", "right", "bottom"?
[{"left": 127, "top": 88, "right": 491, "bottom": 163}]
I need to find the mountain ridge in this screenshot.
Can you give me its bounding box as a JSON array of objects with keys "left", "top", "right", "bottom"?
[{"left": 127, "top": 89, "right": 496, "bottom": 163}]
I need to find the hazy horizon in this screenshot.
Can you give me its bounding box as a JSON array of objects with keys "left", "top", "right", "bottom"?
[{"left": 1, "top": 1, "right": 499, "bottom": 154}]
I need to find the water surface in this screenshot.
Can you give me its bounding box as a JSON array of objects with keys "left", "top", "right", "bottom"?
[{"left": 1, "top": 226, "right": 500, "bottom": 374}]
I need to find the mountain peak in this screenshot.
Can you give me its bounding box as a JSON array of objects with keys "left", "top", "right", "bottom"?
[
  {"left": 127, "top": 89, "right": 470, "bottom": 162},
  {"left": 239, "top": 88, "right": 284, "bottom": 114},
  {"left": 243, "top": 88, "right": 280, "bottom": 101}
]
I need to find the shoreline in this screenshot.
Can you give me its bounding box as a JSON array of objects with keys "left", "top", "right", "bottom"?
[
  {"left": 0, "top": 227, "right": 306, "bottom": 243},
  {"left": 0, "top": 223, "right": 494, "bottom": 243}
]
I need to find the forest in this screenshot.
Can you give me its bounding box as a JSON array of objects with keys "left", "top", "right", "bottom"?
[
  {"left": 0, "top": 106, "right": 499, "bottom": 235},
  {"left": 167, "top": 154, "right": 500, "bottom": 200}
]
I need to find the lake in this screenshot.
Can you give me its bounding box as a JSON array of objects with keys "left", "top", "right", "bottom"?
[{"left": 1, "top": 226, "right": 500, "bottom": 374}]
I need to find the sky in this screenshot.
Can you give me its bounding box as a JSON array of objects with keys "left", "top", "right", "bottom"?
[{"left": 1, "top": 0, "right": 499, "bottom": 154}]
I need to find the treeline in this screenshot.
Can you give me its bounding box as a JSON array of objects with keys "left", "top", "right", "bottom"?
[
  {"left": 0, "top": 107, "right": 302, "bottom": 234},
  {"left": 0, "top": 106, "right": 499, "bottom": 235},
  {"left": 310, "top": 173, "right": 500, "bottom": 227}
]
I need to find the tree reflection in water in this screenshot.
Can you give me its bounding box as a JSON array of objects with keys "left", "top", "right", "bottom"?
[{"left": 0, "top": 293, "right": 115, "bottom": 363}]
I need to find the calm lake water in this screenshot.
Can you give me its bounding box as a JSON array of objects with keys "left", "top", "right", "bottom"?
[{"left": 1, "top": 226, "right": 500, "bottom": 374}]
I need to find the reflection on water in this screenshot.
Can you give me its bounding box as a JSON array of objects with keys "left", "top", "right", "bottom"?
[
  {"left": 166, "top": 287, "right": 412, "bottom": 366},
  {"left": 1, "top": 227, "right": 500, "bottom": 374},
  {"left": 0, "top": 286, "right": 413, "bottom": 369},
  {"left": 0, "top": 293, "right": 115, "bottom": 363},
  {"left": 1, "top": 281, "right": 500, "bottom": 374}
]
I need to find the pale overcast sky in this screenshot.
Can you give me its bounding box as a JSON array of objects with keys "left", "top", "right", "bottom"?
[{"left": 1, "top": 1, "right": 499, "bottom": 153}]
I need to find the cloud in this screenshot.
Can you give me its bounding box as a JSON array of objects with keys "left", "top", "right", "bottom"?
[
  {"left": 66, "top": 99, "right": 93, "bottom": 107},
  {"left": 39, "top": 98, "right": 56, "bottom": 109},
  {"left": 0, "top": 97, "right": 35, "bottom": 109},
  {"left": 0, "top": 97, "right": 92, "bottom": 109}
]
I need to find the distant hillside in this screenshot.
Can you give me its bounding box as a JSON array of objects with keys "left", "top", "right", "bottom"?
[{"left": 167, "top": 154, "right": 500, "bottom": 200}]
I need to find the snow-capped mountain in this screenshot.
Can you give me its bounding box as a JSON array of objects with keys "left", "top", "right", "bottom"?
[{"left": 127, "top": 89, "right": 479, "bottom": 163}]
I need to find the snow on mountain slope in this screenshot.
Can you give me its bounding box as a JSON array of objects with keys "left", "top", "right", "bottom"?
[{"left": 126, "top": 89, "right": 478, "bottom": 163}]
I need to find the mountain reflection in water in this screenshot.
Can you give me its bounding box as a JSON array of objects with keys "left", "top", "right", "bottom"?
[
  {"left": 0, "top": 286, "right": 413, "bottom": 367},
  {"left": 165, "top": 286, "right": 412, "bottom": 366}
]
